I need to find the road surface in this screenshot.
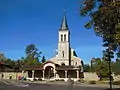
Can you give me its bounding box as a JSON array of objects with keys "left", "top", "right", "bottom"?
[{"left": 0, "top": 81, "right": 120, "bottom": 90}]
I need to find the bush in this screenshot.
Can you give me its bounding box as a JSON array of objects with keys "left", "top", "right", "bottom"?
[
  {"left": 60, "top": 79, "right": 65, "bottom": 81},
  {"left": 100, "top": 78, "right": 109, "bottom": 81},
  {"left": 33, "top": 78, "right": 37, "bottom": 81},
  {"left": 89, "top": 80, "right": 96, "bottom": 84},
  {"left": 55, "top": 79, "right": 59, "bottom": 81},
  {"left": 38, "top": 78, "right": 42, "bottom": 81},
  {"left": 23, "top": 77, "right": 27, "bottom": 81},
  {"left": 112, "top": 81, "right": 120, "bottom": 85},
  {"left": 55, "top": 79, "right": 64, "bottom": 81},
  {"left": 78, "top": 79, "right": 84, "bottom": 83}
]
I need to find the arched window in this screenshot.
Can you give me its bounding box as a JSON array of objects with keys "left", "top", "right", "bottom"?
[
  {"left": 61, "top": 34, "right": 63, "bottom": 41},
  {"left": 64, "top": 34, "right": 66, "bottom": 41}
]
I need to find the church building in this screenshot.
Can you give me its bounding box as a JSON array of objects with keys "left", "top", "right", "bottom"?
[{"left": 23, "top": 13, "right": 84, "bottom": 81}]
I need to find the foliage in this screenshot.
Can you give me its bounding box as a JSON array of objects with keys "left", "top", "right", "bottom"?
[
  {"left": 0, "top": 44, "right": 44, "bottom": 68},
  {"left": 89, "top": 80, "right": 96, "bottom": 84},
  {"left": 80, "top": 0, "right": 120, "bottom": 58},
  {"left": 0, "top": 53, "right": 15, "bottom": 66},
  {"left": 112, "top": 59, "right": 120, "bottom": 75},
  {"left": 24, "top": 44, "right": 42, "bottom": 66},
  {"left": 96, "top": 60, "right": 109, "bottom": 79},
  {"left": 90, "top": 58, "right": 110, "bottom": 79},
  {"left": 0, "top": 53, "right": 6, "bottom": 62},
  {"left": 83, "top": 64, "right": 91, "bottom": 72},
  {"left": 112, "top": 81, "right": 120, "bottom": 85},
  {"left": 38, "top": 78, "right": 42, "bottom": 81},
  {"left": 91, "top": 58, "right": 101, "bottom": 72}
]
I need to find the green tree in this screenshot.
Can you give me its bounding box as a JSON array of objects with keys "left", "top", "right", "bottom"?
[
  {"left": 0, "top": 53, "right": 15, "bottom": 66},
  {"left": 80, "top": 0, "right": 120, "bottom": 58},
  {"left": 112, "top": 59, "right": 120, "bottom": 75},
  {"left": 91, "top": 58, "right": 101, "bottom": 72},
  {"left": 0, "top": 53, "right": 6, "bottom": 62},
  {"left": 96, "top": 60, "right": 109, "bottom": 80},
  {"left": 90, "top": 58, "right": 109, "bottom": 80},
  {"left": 83, "top": 64, "right": 91, "bottom": 72},
  {"left": 5, "top": 58, "right": 15, "bottom": 66},
  {"left": 24, "top": 44, "right": 42, "bottom": 66},
  {"left": 41, "top": 56, "right": 46, "bottom": 63}
]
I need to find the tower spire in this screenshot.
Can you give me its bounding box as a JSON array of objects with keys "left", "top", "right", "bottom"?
[{"left": 60, "top": 11, "right": 69, "bottom": 30}]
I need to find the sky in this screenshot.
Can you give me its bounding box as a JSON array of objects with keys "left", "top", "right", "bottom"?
[{"left": 0, "top": 0, "right": 103, "bottom": 64}]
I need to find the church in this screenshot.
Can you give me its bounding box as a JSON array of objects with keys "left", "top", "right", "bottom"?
[{"left": 22, "top": 13, "right": 84, "bottom": 81}]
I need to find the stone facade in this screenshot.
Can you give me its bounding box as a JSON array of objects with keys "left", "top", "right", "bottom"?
[
  {"left": 1, "top": 72, "right": 120, "bottom": 82},
  {"left": 22, "top": 13, "right": 83, "bottom": 81},
  {"left": 0, "top": 72, "right": 27, "bottom": 80}
]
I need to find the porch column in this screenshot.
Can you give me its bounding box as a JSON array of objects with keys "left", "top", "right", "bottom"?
[
  {"left": 77, "top": 70, "right": 79, "bottom": 79},
  {"left": 54, "top": 70, "right": 55, "bottom": 78},
  {"left": 42, "top": 70, "right": 44, "bottom": 79},
  {"left": 65, "top": 70, "right": 67, "bottom": 78},
  {"left": 32, "top": 70, "right": 35, "bottom": 78}
]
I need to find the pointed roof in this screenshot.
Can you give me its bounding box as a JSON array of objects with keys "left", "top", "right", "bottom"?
[{"left": 59, "top": 12, "right": 69, "bottom": 30}]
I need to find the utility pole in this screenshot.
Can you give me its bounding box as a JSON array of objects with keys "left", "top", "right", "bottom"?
[
  {"left": 103, "top": 48, "right": 114, "bottom": 90},
  {"left": 108, "top": 54, "right": 112, "bottom": 90}
]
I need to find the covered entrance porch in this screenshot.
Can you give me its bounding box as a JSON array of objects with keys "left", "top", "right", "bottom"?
[{"left": 22, "top": 61, "right": 83, "bottom": 81}]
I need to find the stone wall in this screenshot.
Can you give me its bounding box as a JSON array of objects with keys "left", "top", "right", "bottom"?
[
  {"left": 0, "top": 72, "right": 120, "bottom": 81},
  {"left": 84, "top": 72, "right": 120, "bottom": 81},
  {"left": 112, "top": 74, "right": 120, "bottom": 81},
  {"left": 0, "top": 72, "right": 27, "bottom": 80},
  {"left": 83, "top": 72, "right": 99, "bottom": 81}
]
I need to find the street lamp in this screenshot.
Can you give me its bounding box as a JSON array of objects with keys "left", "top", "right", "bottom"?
[{"left": 103, "top": 48, "right": 114, "bottom": 90}]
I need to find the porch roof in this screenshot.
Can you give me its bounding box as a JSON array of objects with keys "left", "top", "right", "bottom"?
[
  {"left": 23, "top": 65, "right": 43, "bottom": 70},
  {"left": 56, "top": 66, "right": 80, "bottom": 70}
]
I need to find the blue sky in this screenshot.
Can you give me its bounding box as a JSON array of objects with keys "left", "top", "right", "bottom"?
[{"left": 0, "top": 0, "right": 103, "bottom": 64}]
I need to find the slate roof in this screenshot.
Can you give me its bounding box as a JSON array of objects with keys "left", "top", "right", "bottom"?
[{"left": 59, "top": 13, "right": 69, "bottom": 30}]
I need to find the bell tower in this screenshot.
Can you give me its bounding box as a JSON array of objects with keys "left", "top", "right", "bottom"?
[{"left": 57, "top": 13, "right": 70, "bottom": 66}]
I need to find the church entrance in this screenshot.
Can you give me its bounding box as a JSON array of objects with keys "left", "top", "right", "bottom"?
[{"left": 44, "top": 66, "right": 54, "bottom": 79}]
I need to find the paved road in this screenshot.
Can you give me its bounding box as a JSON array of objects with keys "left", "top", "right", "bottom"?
[
  {"left": 0, "top": 81, "right": 108, "bottom": 90},
  {"left": 1, "top": 81, "right": 120, "bottom": 90}
]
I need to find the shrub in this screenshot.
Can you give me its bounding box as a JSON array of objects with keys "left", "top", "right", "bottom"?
[
  {"left": 101, "top": 78, "right": 109, "bottom": 81},
  {"left": 55, "top": 79, "right": 64, "bottom": 81},
  {"left": 24, "top": 77, "right": 27, "bottom": 81},
  {"left": 78, "top": 79, "right": 84, "bottom": 83},
  {"left": 89, "top": 80, "right": 96, "bottom": 84},
  {"left": 60, "top": 79, "right": 65, "bottom": 81},
  {"left": 33, "top": 78, "right": 37, "bottom": 81},
  {"left": 112, "top": 81, "right": 120, "bottom": 85},
  {"left": 38, "top": 78, "right": 42, "bottom": 81}
]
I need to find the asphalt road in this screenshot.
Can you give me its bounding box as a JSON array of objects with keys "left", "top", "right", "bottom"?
[{"left": 0, "top": 82, "right": 119, "bottom": 90}]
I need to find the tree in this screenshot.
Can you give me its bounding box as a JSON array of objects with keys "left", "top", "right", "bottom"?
[
  {"left": 0, "top": 53, "right": 15, "bottom": 66},
  {"left": 24, "top": 44, "right": 42, "bottom": 66},
  {"left": 0, "top": 53, "right": 6, "bottom": 62},
  {"left": 41, "top": 56, "right": 46, "bottom": 63},
  {"left": 91, "top": 58, "right": 101, "bottom": 72},
  {"left": 83, "top": 64, "right": 91, "bottom": 72},
  {"left": 96, "top": 60, "right": 109, "bottom": 80},
  {"left": 5, "top": 58, "right": 15, "bottom": 66},
  {"left": 80, "top": 0, "right": 120, "bottom": 58},
  {"left": 112, "top": 59, "right": 120, "bottom": 75},
  {"left": 90, "top": 58, "right": 110, "bottom": 80}
]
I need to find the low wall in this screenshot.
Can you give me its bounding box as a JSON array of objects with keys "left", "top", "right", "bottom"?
[
  {"left": 83, "top": 72, "right": 99, "bottom": 81},
  {"left": 0, "top": 72, "right": 120, "bottom": 81},
  {"left": 0, "top": 72, "right": 27, "bottom": 80},
  {"left": 113, "top": 74, "right": 120, "bottom": 81},
  {"left": 84, "top": 72, "right": 120, "bottom": 81}
]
